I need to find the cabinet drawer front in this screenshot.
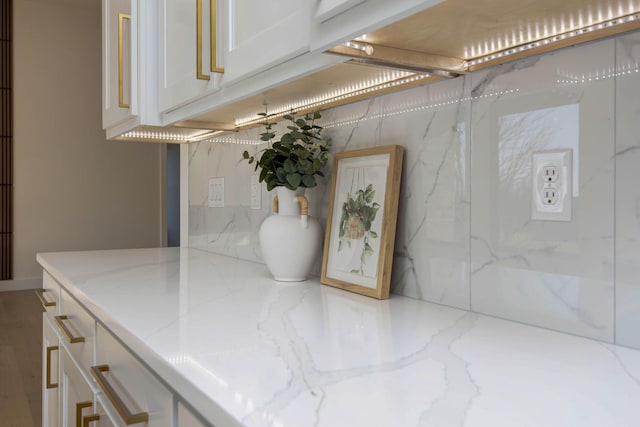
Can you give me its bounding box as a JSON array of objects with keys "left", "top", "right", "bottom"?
[
  {"left": 60, "top": 347, "right": 94, "bottom": 427},
  {"left": 40, "top": 270, "right": 61, "bottom": 315},
  {"left": 59, "top": 288, "right": 95, "bottom": 372},
  {"left": 178, "top": 402, "right": 209, "bottom": 427},
  {"left": 95, "top": 324, "right": 172, "bottom": 427}
]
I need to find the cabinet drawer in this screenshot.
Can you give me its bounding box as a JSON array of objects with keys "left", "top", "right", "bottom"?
[
  {"left": 177, "top": 402, "right": 208, "bottom": 427},
  {"left": 38, "top": 270, "right": 61, "bottom": 315},
  {"left": 94, "top": 324, "right": 172, "bottom": 426},
  {"left": 58, "top": 288, "right": 95, "bottom": 372}
]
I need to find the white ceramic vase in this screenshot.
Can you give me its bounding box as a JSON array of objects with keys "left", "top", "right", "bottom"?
[{"left": 259, "top": 187, "right": 322, "bottom": 282}]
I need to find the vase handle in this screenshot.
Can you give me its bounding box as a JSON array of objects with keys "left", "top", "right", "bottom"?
[
  {"left": 273, "top": 196, "right": 279, "bottom": 214},
  {"left": 296, "top": 195, "right": 308, "bottom": 229}
]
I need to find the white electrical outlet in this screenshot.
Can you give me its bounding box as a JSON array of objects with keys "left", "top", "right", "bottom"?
[
  {"left": 208, "top": 177, "right": 225, "bottom": 208},
  {"left": 250, "top": 175, "right": 261, "bottom": 210},
  {"left": 531, "top": 149, "right": 572, "bottom": 221}
]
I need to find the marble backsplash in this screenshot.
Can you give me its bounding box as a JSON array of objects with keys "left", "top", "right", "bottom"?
[{"left": 189, "top": 32, "right": 640, "bottom": 349}]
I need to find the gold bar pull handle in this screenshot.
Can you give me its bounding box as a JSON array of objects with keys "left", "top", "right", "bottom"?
[
  {"left": 118, "top": 13, "right": 131, "bottom": 108},
  {"left": 76, "top": 401, "right": 93, "bottom": 427},
  {"left": 46, "top": 345, "right": 58, "bottom": 389},
  {"left": 91, "top": 365, "right": 149, "bottom": 425},
  {"left": 35, "top": 289, "right": 56, "bottom": 308},
  {"left": 83, "top": 415, "right": 100, "bottom": 427},
  {"left": 210, "top": 0, "right": 224, "bottom": 73},
  {"left": 196, "top": 0, "right": 210, "bottom": 80},
  {"left": 54, "top": 315, "right": 85, "bottom": 344}
]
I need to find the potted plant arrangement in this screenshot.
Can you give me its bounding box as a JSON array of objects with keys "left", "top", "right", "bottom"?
[{"left": 243, "top": 111, "right": 331, "bottom": 282}]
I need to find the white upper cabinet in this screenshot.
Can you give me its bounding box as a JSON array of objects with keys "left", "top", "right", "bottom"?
[
  {"left": 310, "top": 0, "right": 444, "bottom": 51},
  {"left": 158, "top": 0, "right": 312, "bottom": 116},
  {"left": 224, "top": 0, "right": 311, "bottom": 84},
  {"left": 158, "top": 0, "right": 224, "bottom": 113},
  {"left": 102, "top": 0, "right": 135, "bottom": 128},
  {"left": 102, "top": 0, "right": 160, "bottom": 139}
]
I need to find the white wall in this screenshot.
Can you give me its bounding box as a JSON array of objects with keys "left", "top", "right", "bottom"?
[{"left": 7, "top": 0, "right": 164, "bottom": 287}]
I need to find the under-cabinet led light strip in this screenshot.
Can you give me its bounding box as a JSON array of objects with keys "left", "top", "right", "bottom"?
[
  {"left": 465, "top": 12, "right": 640, "bottom": 67},
  {"left": 119, "top": 128, "right": 224, "bottom": 142},
  {"left": 233, "top": 72, "right": 430, "bottom": 128}
]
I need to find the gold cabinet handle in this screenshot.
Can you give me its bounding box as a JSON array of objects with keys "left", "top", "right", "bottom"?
[
  {"left": 76, "top": 401, "right": 93, "bottom": 427},
  {"left": 209, "top": 0, "right": 224, "bottom": 73},
  {"left": 35, "top": 289, "right": 56, "bottom": 308},
  {"left": 118, "top": 13, "right": 131, "bottom": 108},
  {"left": 197, "top": 0, "right": 224, "bottom": 79},
  {"left": 196, "top": 0, "right": 210, "bottom": 80},
  {"left": 54, "top": 315, "right": 85, "bottom": 344},
  {"left": 46, "top": 345, "right": 58, "bottom": 389},
  {"left": 90, "top": 365, "right": 149, "bottom": 425},
  {"left": 82, "top": 414, "right": 100, "bottom": 427}
]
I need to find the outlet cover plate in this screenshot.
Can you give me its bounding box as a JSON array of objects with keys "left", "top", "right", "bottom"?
[
  {"left": 531, "top": 149, "right": 572, "bottom": 221},
  {"left": 250, "top": 175, "right": 261, "bottom": 210},
  {"left": 208, "top": 177, "right": 225, "bottom": 208}
]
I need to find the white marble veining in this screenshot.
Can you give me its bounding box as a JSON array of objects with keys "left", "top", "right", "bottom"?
[
  {"left": 469, "top": 40, "right": 616, "bottom": 342},
  {"left": 38, "top": 248, "right": 640, "bottom": 427},
  {"left": 615, "top": 32, "right": 640, "bottom": 349},
  {"left": 189, "top": 30, "right": 640, "bottom": 349}
]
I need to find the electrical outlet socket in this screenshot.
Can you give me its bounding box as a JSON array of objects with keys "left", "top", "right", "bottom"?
[
  {"left": 542, "top": 166, "right": 559, "bottom": 183},
  {"left": 531, "top": 149, "right": 572, "bottom": 221},
  {"left": 541, "top": 187, "right": 559, "bottom": 205}
]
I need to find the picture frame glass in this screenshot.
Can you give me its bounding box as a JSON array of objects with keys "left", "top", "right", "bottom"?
[{"left": 325, "top": 153, "right": 390, "bottom": 289}]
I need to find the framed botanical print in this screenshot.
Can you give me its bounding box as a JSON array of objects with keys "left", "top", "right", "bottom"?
[{"left": 321, "top": 145, "right": 404, "bottom": 299}]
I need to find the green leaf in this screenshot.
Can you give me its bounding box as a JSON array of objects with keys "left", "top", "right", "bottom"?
[
  {"left": 350, "top": 269, "right": 361, "bottom": 274},
  {"left": 338, "top": 240, "right": 343, "bottom": 251},
  {"left": 365, "top": 189, "right": 375, "bottom": 203},
  {"left": 283, "top": 114, "right": 294, "bottom": 121},
  {"left": 364, "top": 243, "right": 374, "bottom": 256},
  {"left": 281, "top": 133, "right": 295, "bottom": 145},
  {"left": 369, "top": 230, "right": 378, "bottom": 238},
  {"left": 313, "top": 111, "right": 321, "bottom": 119},
  {"left": 295, "top": 119, "right": 306, "bottom": 128},
  {"left": 242, "top": 150, "right": 250, "bottom": 159},
  {"left": 286, "top": 173, "right": 301, "bottom": 188},
  {"left": 283, "top": 159, "right": 295, "bottom": 174},
  {"left": 259, "top": 167, "right": 268, "bottom": 182},
  {"left": 301, "top": 175, "right": 316, "bottom": 188}
]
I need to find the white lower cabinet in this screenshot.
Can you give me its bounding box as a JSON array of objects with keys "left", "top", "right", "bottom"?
[
  {"left": 43, "top": 315, "right": 60, "bottom": 427},
  {"left": 177, "top": 402, "right": 207, "bottom": 427},
  {"left": 60, "top": 346, "right": 94, "bottom": 427},
  {"left": 94, "top": 324, "right": 172, "bottom": 426},
  {"left": 41, "top": 271, "right": 213, "bottom": 427}
]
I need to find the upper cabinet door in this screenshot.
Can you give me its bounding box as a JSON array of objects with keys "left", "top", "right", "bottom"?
[
  {"left": 223, "top": 0, "right": 311, "bottom": 84},
  {"left": 158, "top": 0, "right": 224, "bottom": 113},
  {"left": 103, "top": 0, "right": 137, "bottom": 129},
  {"left": 159, "top": 0, "right": 312, "bottom": 115}
]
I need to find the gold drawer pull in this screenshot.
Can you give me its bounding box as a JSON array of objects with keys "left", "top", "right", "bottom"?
[
  {"left": 54, "top": 315, "right": 85, "bottom": 344},
  {"left": 91, "top": 365, "right": 149, "bottom": 425},
  {"left": 35, "top": 289, "right": 56, "bottom": 308},
  {"left": 46, "top": 346, "right": 58, "bottom": 389},
  {"left": 76, "top": 401, "right": 93, "bottom": 427},
  {"left": 83, "top": 414, "right": 100, "bottom": 427}
]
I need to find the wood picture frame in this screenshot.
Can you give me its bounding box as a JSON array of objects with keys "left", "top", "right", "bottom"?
[{"left": 321, "top": 145, "right": 404, "bottom": 299}]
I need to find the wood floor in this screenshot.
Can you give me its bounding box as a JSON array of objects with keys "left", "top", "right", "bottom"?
[{"left": 0, "top": 290, "right": 43, "bottom": 427}]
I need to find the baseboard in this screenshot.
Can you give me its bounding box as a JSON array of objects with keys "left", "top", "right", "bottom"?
[{"left": 0, "top": 277, "right": 42, "bottom": 292}]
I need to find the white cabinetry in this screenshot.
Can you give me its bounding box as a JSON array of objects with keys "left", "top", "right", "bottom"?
[
  {"left": 59, "top": 348, "right": 94, "bottom": 427},
  {"left": 95, "top": 324, "right": 173, "bottom": 426},
  {"left": 158, "top": 0, "right": 224, "bottom": 112},
  {"left": 43, "top": 316, "right": 60, "bottom": 427},
  {"left": 310, "top": 0, "right": 443, "bottom": 50},
  {"left": 40, "top": 271, "right": 201, "bottom": 427},
  {"left": 102, "top": 0, "right": 160, "bottom": 138},
  {"left": 158, "top": 0, "right": 312, "bottom": 115}
]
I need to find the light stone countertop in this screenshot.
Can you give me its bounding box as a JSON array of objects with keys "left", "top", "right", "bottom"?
[{"left": 37, "top": 247, "right": 640, "bottom": 427}]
